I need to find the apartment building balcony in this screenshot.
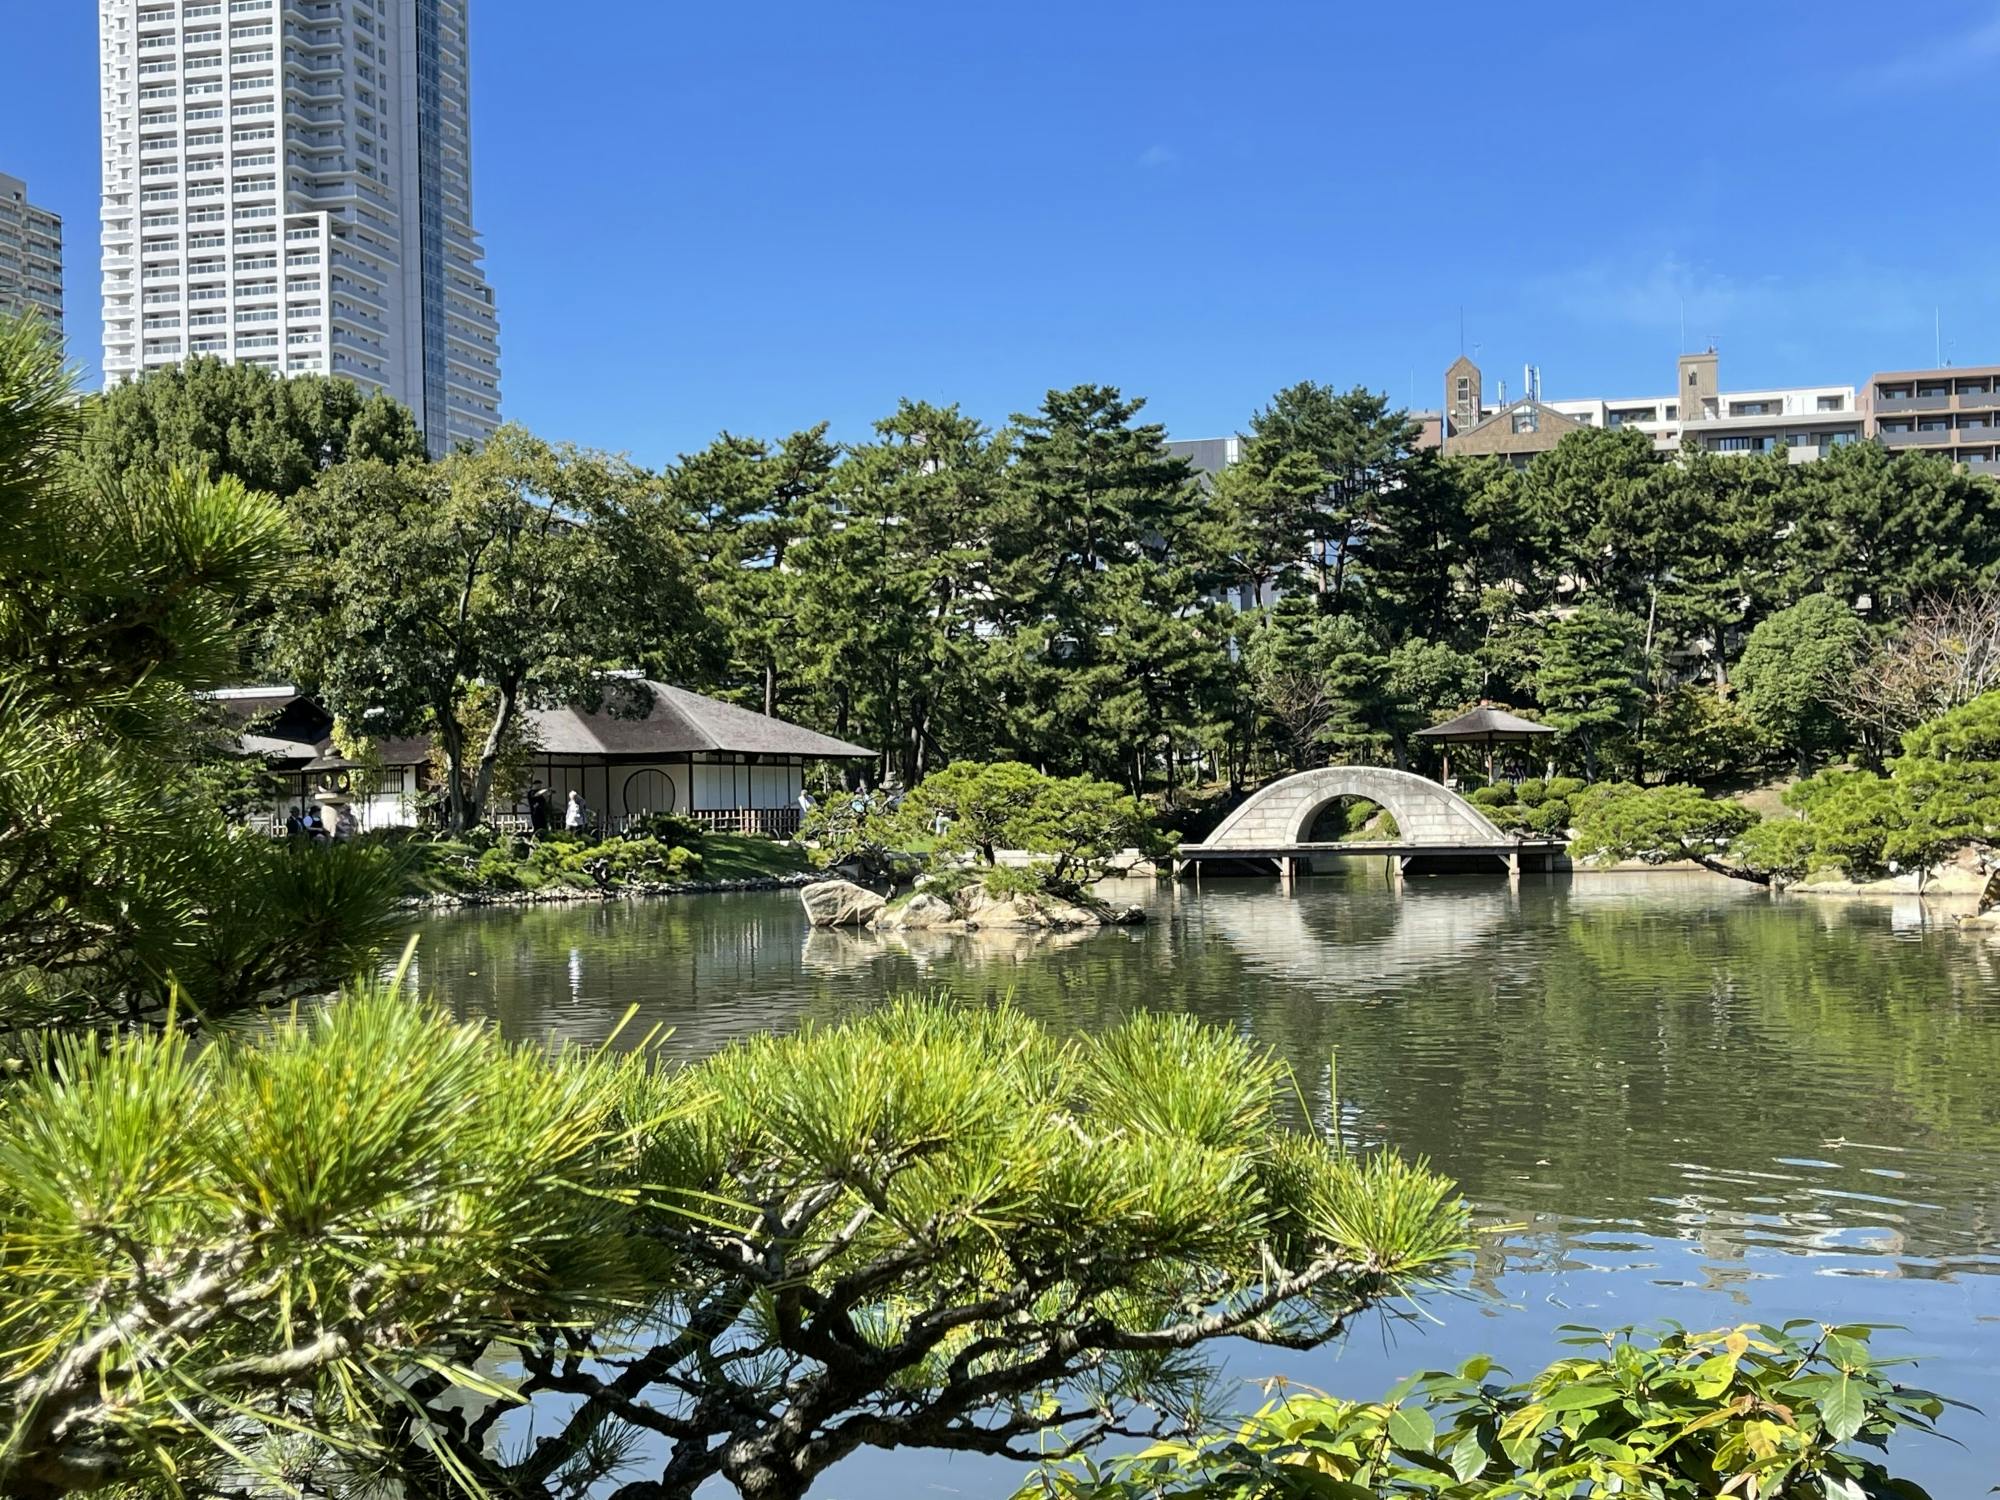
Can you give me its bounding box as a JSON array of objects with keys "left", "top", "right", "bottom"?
[
  {"left": 1880, "top": 426, "right": 1954, "bottom": 448},
  {"left": 1967, "top": 457, "right": 2000, "bottom": 476},
  {"left": 1876, "top": 392, "right": 1952, "bottom": 413}
]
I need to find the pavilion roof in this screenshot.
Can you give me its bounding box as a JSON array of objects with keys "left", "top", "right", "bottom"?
[
  {"left": 1414, "top": 706, "right": 1556, "bottom": 742},
  {"left": 527, "top": 681, "right": 876, "bottom": 760}
]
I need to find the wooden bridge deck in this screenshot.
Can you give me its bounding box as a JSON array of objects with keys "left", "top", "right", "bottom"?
[
  {"left": 1177, "top": 839, "right": 1564, "bottom": 860},
  {"left": 1175, "top": 838, "right": 1567, "bottom": 878}
]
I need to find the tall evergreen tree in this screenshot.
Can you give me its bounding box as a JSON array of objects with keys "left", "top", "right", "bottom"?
[
  {"left": 0, "top": 315, "right": 400, "bottom": 1037},
  {"left": 1784, "top": 442, "right": 2000, "bottom": 613},
  {"left": 286, "top": 430, "right": 695, "bottom": 829},
  {"left": 1241, "top": 382, "right": 1422, "bottom": 606},
  {"left": 794, "top": 401, "right": 1003, "bottom": 778},
  {"left": 983, "top": 385, "right": 1202, "bottom": 779},
  {"left": 1536, "top": 605, "right": 1646, "bottom": 780}
]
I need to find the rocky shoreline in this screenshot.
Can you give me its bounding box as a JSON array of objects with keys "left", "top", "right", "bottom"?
[
  {"left": 800, "top": 877, "right": 1145, "bottom": 932},
  {"left": 402, "top": 871, "right": 822, "bottom": 912}
]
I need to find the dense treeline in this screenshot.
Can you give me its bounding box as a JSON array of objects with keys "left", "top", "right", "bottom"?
[{"left": 80, "top": 358, "right": 2000, "bottom": 812}]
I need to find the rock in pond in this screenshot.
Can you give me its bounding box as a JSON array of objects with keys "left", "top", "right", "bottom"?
[
  {"left": 961, "top": 886, "right": 1101, "bottom": 930},
  {"left": 799, "top": 879, "right": 888, "bottom": 928},
  {"left": 873, "top": 892, "right": 962, "bottom": 931}
]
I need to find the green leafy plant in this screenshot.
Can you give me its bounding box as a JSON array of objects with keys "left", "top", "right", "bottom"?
[{"left": 1023, "top": 1322, "right": 1951, "bottom": 1499}]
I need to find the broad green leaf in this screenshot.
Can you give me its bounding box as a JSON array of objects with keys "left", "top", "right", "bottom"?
[
  {"left": 1821, "top": 1373, "right": 1867, "bottom": 1443},
  {"left": 1540, "top": 1384, "right": 1624, "bottom": 1414},
  {"left": 1448, "top": 1429, "right": 1489, "bottom": 1483},
  {"left": 1387, "top": 1404, "right": 1436, "bottom": 1453},
  {"left": 1692, "top": 1352, "right": 1741, "bottom": 1399}
]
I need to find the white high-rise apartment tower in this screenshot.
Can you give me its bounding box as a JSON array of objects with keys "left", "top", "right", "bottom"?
[{"left": 98, "top": 0, "right": 501, "bottom": 455}]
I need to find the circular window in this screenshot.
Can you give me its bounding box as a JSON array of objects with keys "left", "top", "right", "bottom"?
[{"left": 623, "top": 769, "right": 677, "bottom": 816}]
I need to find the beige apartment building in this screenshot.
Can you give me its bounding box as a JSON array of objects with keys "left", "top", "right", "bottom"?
[
  {"left": 1440, "top": 352, "right": 1862, "bottom": 466},
  {"left": 0, "top": 172, "right": 63, "bottom": 336},
  {"left": 1861, "top": 367, "right": 2000, "bottom": 477}
]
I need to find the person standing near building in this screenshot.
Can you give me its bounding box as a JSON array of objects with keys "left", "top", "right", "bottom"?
[
  {"left": 333, "top": 805, "right": 359, "bottom": 843},
  {"left": 528, "top": 781, "right": 552, "bottom": 835},
  {"left": 565, "top": 789, "right": 588, "bottom": 834}
]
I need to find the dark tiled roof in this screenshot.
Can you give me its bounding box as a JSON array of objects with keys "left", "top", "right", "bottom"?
[
  {"left": 217, "top": 683, "right": 874, "bottom": 765},
  {"left": 526, "top": 681, "right": 875, "bottom": 759},
  {"left": 1415, "top": 706, "right": 1555, "bottom": 741},
  {"left": 215, "top": 691, "right": 429, "bottom": 767}
]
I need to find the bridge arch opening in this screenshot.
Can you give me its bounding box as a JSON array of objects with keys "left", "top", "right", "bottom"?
[{"left": 1303, "top": 795, "right": 1400, "bottom": 844}]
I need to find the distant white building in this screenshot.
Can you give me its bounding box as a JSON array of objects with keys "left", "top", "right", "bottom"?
[
  {"left": 0, "top": 171, "right": 63, "bottom": 335},
  {"left": 97, "top": 0, "right": 502, "bottom": 455},
  {"left": 1443, "top": 352, "right": 1862, "bottom": 465},
  {"left": 1544, "top": 351, "right": 1861, "bottom": 462}
]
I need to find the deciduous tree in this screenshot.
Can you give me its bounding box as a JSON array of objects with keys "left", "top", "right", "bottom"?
[{"left": 287, "top": 429, "right": 696, "bottom": 830}]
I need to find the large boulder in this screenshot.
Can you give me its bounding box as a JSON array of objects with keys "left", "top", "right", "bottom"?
[
  {"left": 800, "top": 879, "right": 888, "bottom": 928},
  {"left": 962, "top": 885, "right": 1099, "bottom": 930},
  {"left": 873, "top": 891, "right": 961, "bottom": 931}
]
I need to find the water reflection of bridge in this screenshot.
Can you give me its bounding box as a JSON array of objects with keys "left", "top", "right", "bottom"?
[{"left": 1192, "top": 880, "right": 1514, "bottom": 990}]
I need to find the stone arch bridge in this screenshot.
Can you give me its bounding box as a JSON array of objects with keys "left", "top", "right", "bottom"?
[{"left": 1177, "top": 766, "right": 1562, "bottom": 879}]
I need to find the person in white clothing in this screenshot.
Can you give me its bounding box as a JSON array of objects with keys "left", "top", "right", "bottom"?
[{"left": 565, "top": 789, "right": 588, "bottom": 832}]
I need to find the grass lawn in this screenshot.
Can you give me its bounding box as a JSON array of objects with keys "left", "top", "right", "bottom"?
[{"left": 698, "top": 833, "right": 815, "bottom": 881}]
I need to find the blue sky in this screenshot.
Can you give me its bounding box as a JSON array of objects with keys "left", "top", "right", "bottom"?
[{"left": 9, "top": 1, "right": 2000, "bottom": 464}]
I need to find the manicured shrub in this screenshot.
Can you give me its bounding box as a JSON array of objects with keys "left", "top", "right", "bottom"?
[
  {"left": 625, "top": 811, "right": 706, "bottom": 847},
  {"left": 1524, "top": 799, "right": 1573, "bottom": 837},
  {"left": 473, "top": 847, "right": 525, "bottom": 891}
]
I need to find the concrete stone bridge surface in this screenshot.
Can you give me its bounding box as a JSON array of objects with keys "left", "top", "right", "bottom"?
[{"left": 1179, "top": 766, "right": 1560, "bottom": 877}]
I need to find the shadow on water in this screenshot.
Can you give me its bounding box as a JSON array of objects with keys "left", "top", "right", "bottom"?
[{"left": 410, "top": 867, "right": 2000, "bottom": 1495}]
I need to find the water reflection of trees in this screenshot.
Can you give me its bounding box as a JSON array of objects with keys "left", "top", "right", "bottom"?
[{"left": 409, "top": 879, "right": 2000, "bottom": 1276}]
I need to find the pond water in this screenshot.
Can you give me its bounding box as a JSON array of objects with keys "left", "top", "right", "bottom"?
[{"left": 409, "top": 869, "right": 2000, "bottom": 1497}]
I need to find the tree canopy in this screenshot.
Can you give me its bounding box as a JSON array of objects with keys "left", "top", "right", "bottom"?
[
  {"left": 283, "top": 428, "right": 698, "bottom": 829},
  {"left": 74, "top": 356, "right": 427, "bottom": 500},
  {"left": 0, "top": 316, "right": 401, "bottom": 1041}
]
